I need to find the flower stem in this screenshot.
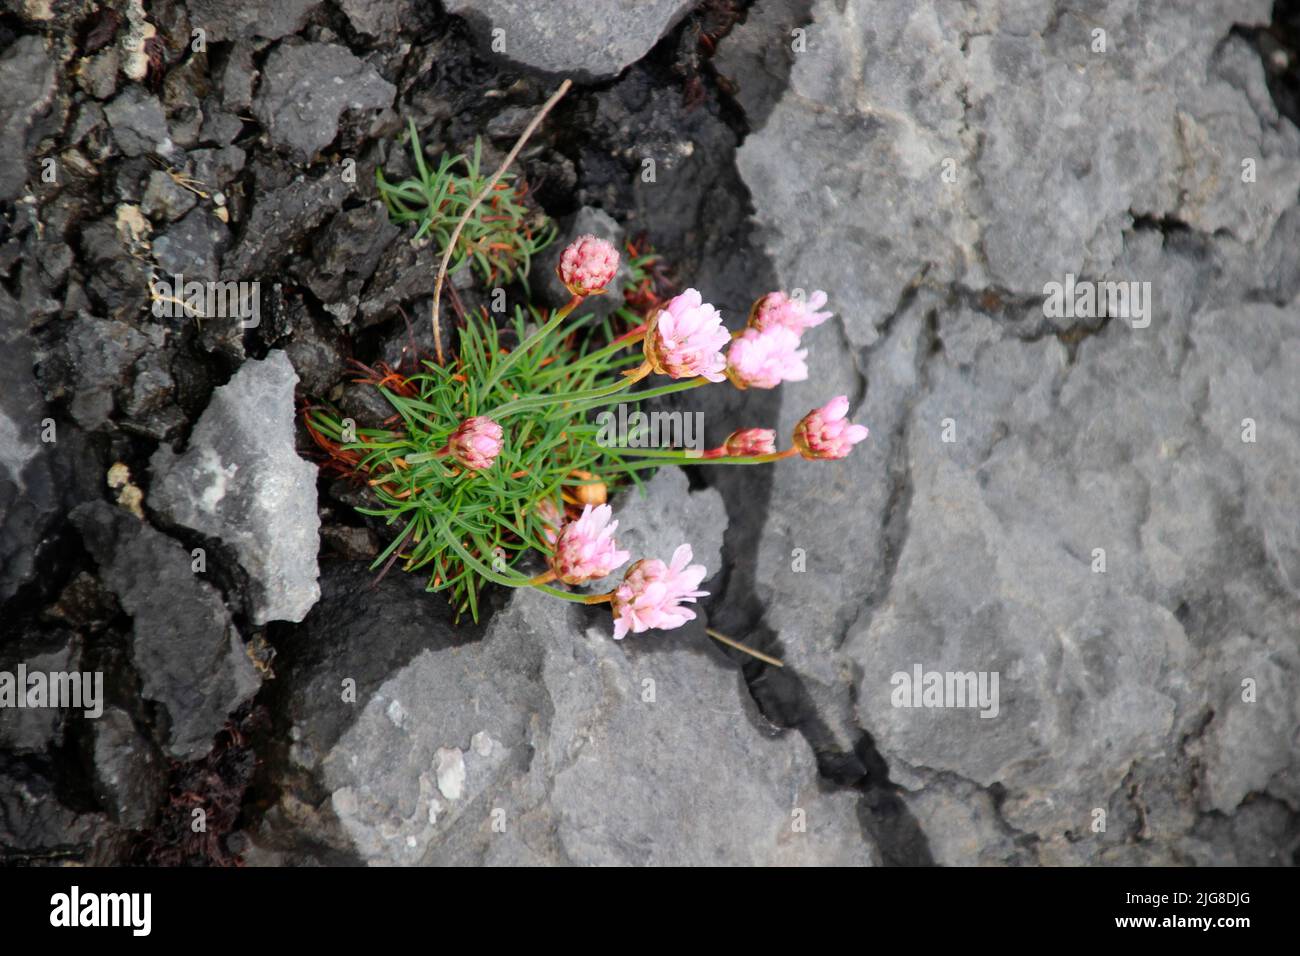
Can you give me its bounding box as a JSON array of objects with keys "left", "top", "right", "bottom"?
[
  {"left": 704, "top": 628, "right": 784, "bottom": 667},
  {"left": 605, "top": 447, "right": 799, "bottom": 469}
]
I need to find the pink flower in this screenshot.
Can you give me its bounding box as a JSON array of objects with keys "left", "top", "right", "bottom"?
[
  {"left": 725, "top": 326, "right": 808, "bottom": 389},
  {"left": 448, "top": 416, "right": 503, "bottom": 470},
  {"left": 557, "top": 234, "right": 620, "bottom": 296},
  {"left": 793, "top": 396, "right": 869, "bottom": 460},
  {"left": 611, "top": 544, "right": 709, "bottom": 639},
  {"left": 724, "top": 428, "right": 777, "bottom": 457},
  {"left": 749, "top": 290, "right": 832, "bottom": 335},
  {"left": 548, "top": 504, "right": 631, "bottom": 585},
  {"left": 644, "top": 288, "right": 730, "bottom": 382}
]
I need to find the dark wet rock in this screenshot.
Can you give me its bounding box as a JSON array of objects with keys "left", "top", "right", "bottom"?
[
  {"left": 253, "top": 42, "right": 396, "bottom": 164},
  {"left": 74, "top": 47, "right": 120, "bottom": 101},
  {"left": 188, "top": 144, "right": 246, "bottom": 190},
  {"left": 92, "top": 707, "right": 166, "bottom": 829},
  {"left": 199, "top": 103, "right": 244, "bottom": 147},
  {"left": 292, "top": 200, "right": 399, "bottom": 324},
  {"left": 76, "top": 216, "right": 152, "bottom": 319},
  {"left": 356, "top": 236, "right": 436, "bottom": 328},
  {"left": 41, "top": 571, "right": 120, "bottom": 632},
  {"left": 222, "top": 161, "right": 355, "bottom": 280},
  {"left": 104, "top": 86, "right": 176, "bottom": 160},
  {"left": 217, "top": 40, "right": 258, "bottom": 113},
  {"left": 338, "top": 0, "right": 417, "bottom": 42},
  {"left": 151, "top": 206, "right": 229, "bottom": 282},
  {"left": 141, "top": 169, "right": 198, "bottom": 222},
  {"left": 444, "top": 0, "right": 695, "bottom": 79},
  {"left": 42, "top": 314, "right": 167, "bottom": 432},
  {"left": 150, "top": 351, "right": 321, "bottom": 624},
  {"left": 162, "top": 54, "right": 210, "bottom": 150},
  {"left": 0, "top": 292, "right": 61, "bottom": 603},
  {"left": 0, "top": 631, "right": 81, "bottom": 754},
  {"left": 0, "top": 754, "right": 117, "bottom": 865},
  {"left": 120, "top": 350, "right": 184, "bottom": 440},
  {"left": 283, "top": 316, "right": 348, "bottom": 397},
  {"left": 71, "top": 500, "right": 262, "bottom": 761},
  {"left": 320, "top": 524, "right": 380, "bottom": 561},
  {"left": 186, "top": 0, "right": 321, "bottom": 42},
  {"left": 0, "top": 35, "right": 58, "bottom": 202}
]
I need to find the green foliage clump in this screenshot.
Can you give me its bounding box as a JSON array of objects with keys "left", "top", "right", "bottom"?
[
  {"left": 307, "top": 253, "right": 684, "bottom": 621},
  {"left": 375, "top": 119, "right": 556, "bottom": 286}
]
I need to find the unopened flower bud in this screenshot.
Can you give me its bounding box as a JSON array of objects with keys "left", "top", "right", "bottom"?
[
  {"left": 557, "top": 234, "right": 620, "bottom": 296},
  {"left": 724, "top": 428, "right": 777, "bottom": 457},
  {"left": 448, "top": 416, "right": 503, "bottom": 470}
]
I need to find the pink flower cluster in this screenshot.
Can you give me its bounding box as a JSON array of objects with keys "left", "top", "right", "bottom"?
[
  {"left": 611, "top": 545, "right": 708, "bottom": 640},
  {"left": 545, "top": 505, "right": 708, "bottom": 640},
  {"left": 644, "top": 288, "right": 731, "bottom": 382},
  {"left": 548, "top": 504, "right": 630, "bottom": 584}
]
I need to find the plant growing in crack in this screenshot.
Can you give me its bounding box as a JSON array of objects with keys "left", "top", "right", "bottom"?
[{"left": 306, "top": 83, "right": 869, "bottom": 662}]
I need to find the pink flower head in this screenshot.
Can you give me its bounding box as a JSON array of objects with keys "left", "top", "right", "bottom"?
[
  {"left": 749, "top": 290, "right": 833, "bottom": 335},
  {"left": 725, "top": 325, "right": 808, "bottom": 389},
  {"left": 557, "top": 234, "right": 620, "bottom": 296},
  {"left": 548, "top": 504, "right": 631, "bottom": 585},
  {"left": 448, "top": 416, "right": 503, "bottom": 470},
  {"left": 611, "top": 544, "right": 709, "bottom": 640},
  {"left": 644, "top": 288, "right": 730, "bottom": 382},
  {"left": 793, "top": 396, "right": 869, "bottom": 460},
  {"left": 724, "top": 428, "right": 777, "bottom": 457}
]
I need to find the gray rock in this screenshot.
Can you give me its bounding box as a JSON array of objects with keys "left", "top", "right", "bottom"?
[
  {"left": 151, "top": 351, "right": 321, "bottom": 624},
  {"left": 248, "top": 466, "right": 872, "bottom": 865},
  {"left": 737, "top": 0, "right": 1300, "bottom": 865},
  {"left": 71, "top": 501, "right": 262, "bottom": 760},
  {"left": 75, "top": 47, "right": 119, "bottom": 101},
  {"left": 151, "top": 207, "right": 229, "bottom": 281},
  {"left": 186, "top": 0, "right": 321, "bottom": 42},
  {"left": 0, "top": 290, "right": 60, "bottom": 602},
  {"left": 222, "top": 161, "right": 356, "bottom": 279},
  {"left": 45, "top": 315, "right": 167, "bottom": 432},
  {"left": 292, "top": 201, "right": 399, "bottom": 323},
  {"left": 338, "top": 0, "right": 415, "bottom": 41},
  {"left": 253, "top": 43, "right": 396, "bottom": 164},
  {"left": 104, "top": 87, "right": 175, "bottom": 160},
  {"left": 713, "top": 0, "right": 812, "bottom": 128},
  {"left": 0, "top": 36, "right": 57, "bottom": 202},
  {"left": 445, "top": 0, "right": 695, "bottom": 79},
  {"left": 141, "top": 170, "right": 198, "bottom": 222},
  {"left": 0, "top": 633, "right": 79, "bottom": 754},
  {"left": 0, "top": 754, "right": 118, "bottom": 864},
  {"left": 92, "top": 707, "right": 166, "bottom": 829}
]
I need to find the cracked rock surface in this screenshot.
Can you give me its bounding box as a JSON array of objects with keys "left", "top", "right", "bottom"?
[
  {"left": 733, "top": 0, "right": 1300, "bottom": 863},
  {"left": 247, "top": 470, "right": 874, "bottom": 865}
]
